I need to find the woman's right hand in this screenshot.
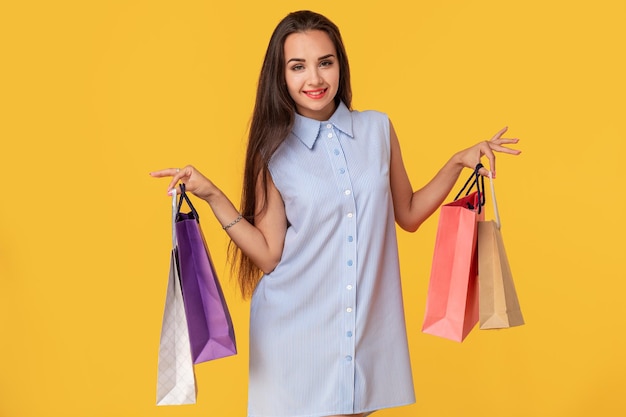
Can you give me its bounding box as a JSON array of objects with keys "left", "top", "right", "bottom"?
[
  {"left": 150, "top": 165, "right": 215, "bottom": 201},
  {"left": 151, "top": 164, "right": 287, "bottom": 277}
]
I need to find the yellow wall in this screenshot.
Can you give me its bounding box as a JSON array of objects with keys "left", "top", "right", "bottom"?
[{"left": 1, "top": 0, "right": 624, "bottom": 416}]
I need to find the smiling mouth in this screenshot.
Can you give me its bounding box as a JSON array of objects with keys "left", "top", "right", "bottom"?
[{"left": 303, "top": 88, "right": 328, "bottom": 99}]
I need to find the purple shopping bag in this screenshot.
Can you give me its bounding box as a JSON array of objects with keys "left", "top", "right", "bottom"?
[{"left": 175, "top": 185, "right": 237, "bottom": 364}]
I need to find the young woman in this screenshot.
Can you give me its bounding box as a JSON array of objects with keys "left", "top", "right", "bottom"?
[{"left": 151, "top": 10, "right": 520, "bottom": 417}]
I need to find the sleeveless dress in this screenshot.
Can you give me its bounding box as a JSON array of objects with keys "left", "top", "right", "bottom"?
[{"left": 247, "top": 102, "right": 415, "bottom": 417}]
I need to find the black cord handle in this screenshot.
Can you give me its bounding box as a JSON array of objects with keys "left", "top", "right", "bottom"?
[
  {"left": 176, "top": 183, "right": 200, "bottom": 222},
  {"left": 453, "top": 163, "right": 485, "bottom": 214}
]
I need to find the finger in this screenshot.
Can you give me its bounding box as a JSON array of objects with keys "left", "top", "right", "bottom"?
[
  {"left": 489, "top": 142, "right": 522, "bottom": 155},
  {"left": 490, "top": 138, "right": 520, "bottom": 147},
  {"left": 165, "top": 168, "right": 187, "bottom": 192},
  {"left": 167, "top": 183, "right": 186, "bottom": 195},
  {"left": 492, "top": 137, "right": 519, "bottom": 143},
  {"left": 490, "top": 126, "right": 508, "bottom": 141},
  {"left": 478, "top": 165, "right": 491, "bottom": 177},
  {"left": 150, "top": 168, "right": 173, "bottom": 178},
  {"left": 167, "top": 173, "right": 187, "bottom": 192},
  {"left": 148, "top": 168, "right": 182, "bottom": 192},
  {"left": 482, "top": 142, "right": 496, "bottom": 177},
  {"left": 150, "top": 167, "right": 182, "bottom": 177}
]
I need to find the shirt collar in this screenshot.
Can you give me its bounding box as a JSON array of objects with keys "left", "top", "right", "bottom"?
[{"left": 292, "top": 102, "right": 354, "bottom": 149}]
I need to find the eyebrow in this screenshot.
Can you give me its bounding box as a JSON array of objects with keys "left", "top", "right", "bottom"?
[{"left": 287, "top": 54, "right": 336, "bottom": 64}]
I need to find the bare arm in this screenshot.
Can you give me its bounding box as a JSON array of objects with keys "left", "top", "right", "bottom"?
[
  {"left": 150, "top": 166, "right": 287, "bottom": 274},
  {"left": 389, "top": 121, "right": 520, "bottom": 232}
]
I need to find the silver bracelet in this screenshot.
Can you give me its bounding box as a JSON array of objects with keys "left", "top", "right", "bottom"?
[{"left": 222, "top": 214, "right": 243, "bottom": 231}]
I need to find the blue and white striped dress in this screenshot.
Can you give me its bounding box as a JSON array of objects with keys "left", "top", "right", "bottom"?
[{"left": 248, "top": 102, "right": 415, "bottom": 417}]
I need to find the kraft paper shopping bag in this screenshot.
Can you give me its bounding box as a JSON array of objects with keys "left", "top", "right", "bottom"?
[{"left": 478, "top": 173, "right": 524, "bottom": 329}]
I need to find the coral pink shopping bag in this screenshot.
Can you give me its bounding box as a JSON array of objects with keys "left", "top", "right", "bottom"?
[{"left": 422, "top": 166, "right": 485, "bottom": 342}]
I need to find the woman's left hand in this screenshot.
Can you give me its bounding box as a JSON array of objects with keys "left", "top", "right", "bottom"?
[{"left": 455, "top": 126, "right": 521, "bottom": 178}]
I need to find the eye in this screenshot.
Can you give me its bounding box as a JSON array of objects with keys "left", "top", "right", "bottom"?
[
  {"left": 290, "top": 64, "right": 305, "bottom": 71},
  {"left": 319, "top": 60, "right": 334, "bottom": 67}
]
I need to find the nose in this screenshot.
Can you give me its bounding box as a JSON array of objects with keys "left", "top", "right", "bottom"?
[{"left": 307, "top": 68, "right": 323, "bottom": 86}]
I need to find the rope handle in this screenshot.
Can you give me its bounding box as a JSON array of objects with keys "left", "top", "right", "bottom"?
[
  {"left": 176, "top": 183, "right": 200, "bottom": 223},
  {"left": 171, "top": 187, "right": 177, "bottom": 248},
  {"left": 487, "top": 171, "right": 502, "bottom": 229},
  {"left": 454, "top": 163, "right": 486, "bottom": 214}
]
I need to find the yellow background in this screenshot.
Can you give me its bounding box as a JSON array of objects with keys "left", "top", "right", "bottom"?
[{"left": 1, "top": 0, "right": 625, "bottom": 416}]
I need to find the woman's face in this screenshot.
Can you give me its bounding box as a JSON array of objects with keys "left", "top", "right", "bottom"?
[{"left": 283, "top": 30, "right": 339, "bottom": 121}]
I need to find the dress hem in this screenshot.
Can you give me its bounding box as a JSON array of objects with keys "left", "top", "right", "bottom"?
[{"left": 247, "top": 398, "right": 416, "bottom": 417}]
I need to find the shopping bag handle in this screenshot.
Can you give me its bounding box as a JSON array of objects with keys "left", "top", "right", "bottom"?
[
  {"left": 176, "top": 183, "right": 200, "bottom": 223},
  {"left": 453, "top": 163, "right": 485, "bottom": 213},
  {"left": 487, "top": 171, "right": 502, "bottom": 229},
  {"left": 171, "top": 187, "right": 177, "bottom": 248}
]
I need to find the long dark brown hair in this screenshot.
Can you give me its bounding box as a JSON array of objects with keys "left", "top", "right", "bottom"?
[{"left": 231, "top": 10, "right": 353, "bottom": 298}]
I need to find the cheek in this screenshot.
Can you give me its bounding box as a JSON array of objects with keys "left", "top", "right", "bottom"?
[
  {"left": 285, "top": 74, "right": 303, "bottom": 95},
  {"left": 327, "top": 69, "right": 340, "bottom": 88},
  {"left": 285, "top": 82, "right": 297, "bottom": 98},
  {"left": 284, "top": 73, "right": 294, "bottom": 88}
]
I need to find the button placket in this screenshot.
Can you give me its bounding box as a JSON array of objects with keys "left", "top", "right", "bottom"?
[
  {"left": 342, "top": 175, "right": 357, "bottom": 409},
  {"left": 320, "top": 122, "right": 357, "bottom": 400}
]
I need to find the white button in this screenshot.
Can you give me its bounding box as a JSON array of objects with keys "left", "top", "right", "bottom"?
[
  {"left": 346, "top": 307, "right": 353, "bottom": 313},
  {"left": 344, "top": 189, "right": 351, "bottom": 195},
  {"left": 327, "top": 133, "right": 333, "bottom": 138},
  {"left": 347, "top": 212, "right": 353, "bottom": 218},
  {"left": 326, "top": 124, "right": 332, "bottom": 129},
  {"left": 346, "top": 285, "right": 353, "bottom": 290}
]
